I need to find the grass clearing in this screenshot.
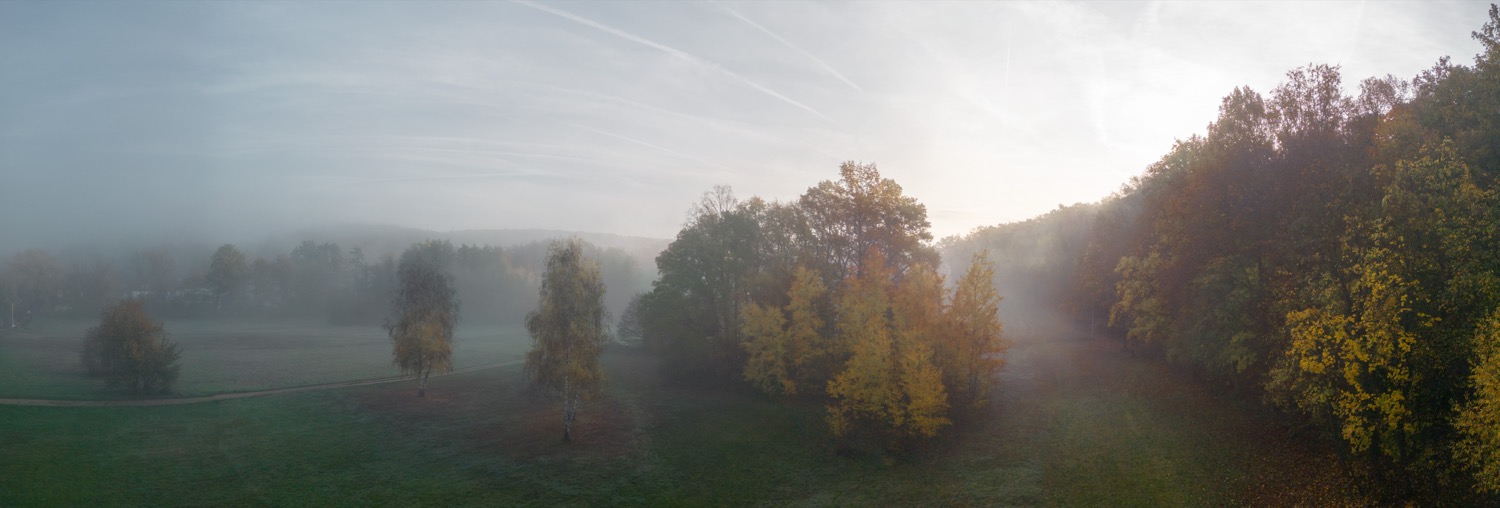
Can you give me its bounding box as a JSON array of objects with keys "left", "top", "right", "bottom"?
[
  {"left": 0, "top": 318, "right": 530, "bottom": 399},
  {"left": 1, "top": 327, "right": 1370, "bottom": 506}
]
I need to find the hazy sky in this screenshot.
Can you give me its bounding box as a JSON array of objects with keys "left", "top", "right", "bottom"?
[{"left": 0, "top": 1, "right": 1491, "bottom": 249}]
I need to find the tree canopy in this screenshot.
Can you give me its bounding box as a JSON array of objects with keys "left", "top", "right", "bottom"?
[
  {"left": 643, "top": 162, "right": 1009, "bottom": 453},
  {"left": 80, "top": 299, "right": 181, "bottom": 394}
]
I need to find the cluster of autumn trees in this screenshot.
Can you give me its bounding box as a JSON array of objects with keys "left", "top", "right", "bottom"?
[
  {"left": 631, "top": 163, "right": 1008, "bottom": 450},
  {"left": 941, "top": 6, "right": 1500, "bottom": 499}
]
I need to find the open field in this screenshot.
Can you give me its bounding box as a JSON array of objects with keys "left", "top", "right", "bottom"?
[
  {"left": 0, "top": 318, "right": 530, "bottom": 400},
  {"left": 0, "top": 324, "right": 1369, "bottom": 506}
]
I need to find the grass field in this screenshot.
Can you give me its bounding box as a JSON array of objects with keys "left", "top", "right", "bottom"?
[
  {"left": 0, "top": 318, "right": 531, "bottom": 399},
  {"left": 0, "top": 322, "right": 1371, "bottom": 506}
]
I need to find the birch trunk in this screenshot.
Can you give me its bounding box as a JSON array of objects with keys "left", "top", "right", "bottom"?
[{"left": 562, "top": 374, "right": 573, "bottom": 442}]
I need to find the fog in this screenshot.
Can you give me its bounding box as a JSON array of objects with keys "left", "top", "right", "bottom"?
[
  {"left": 8, "top": 2, "right": 1500, "bottom": 505},
  {"left": 2, "top": 1, "right": 1482, "bottom": 257}
]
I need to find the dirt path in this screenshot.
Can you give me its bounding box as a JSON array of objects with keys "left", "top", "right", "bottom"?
[{"left": 0, "top": 359, "right": 525, "bottom": 407}]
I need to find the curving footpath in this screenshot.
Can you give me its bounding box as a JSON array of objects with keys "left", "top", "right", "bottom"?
[{"left": 0, "top": 359, "right": 525, "bottom": 408}]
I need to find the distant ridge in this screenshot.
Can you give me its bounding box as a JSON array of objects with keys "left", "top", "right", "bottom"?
[{"left": 259, "top": 223, "right": 670, "bottom": 262}]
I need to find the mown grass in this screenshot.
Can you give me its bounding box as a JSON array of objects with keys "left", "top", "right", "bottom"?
[
  {"left": 0, "top": 333, "right": 1368, "bottom": 506},
  {"left": 0, "top": 318, "right": 530, "bottom": 399}
]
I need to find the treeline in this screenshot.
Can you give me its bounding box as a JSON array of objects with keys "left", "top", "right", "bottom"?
[
  {"left": 633, "top": 164, "right": 1008, "bottom": 452},
  {"left": 937, "top": 203, "right": 1097, "bottom": 335},
  {"left": 0, "top": 238, "right": 650, "bottom": 327},
  {"left": 943, "top": 6, "right": 1500, "bottom": 500}
]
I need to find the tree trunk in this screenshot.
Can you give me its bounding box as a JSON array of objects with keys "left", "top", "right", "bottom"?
[
  {"left": 562, "top": 375, "right": 573, "bottom": 443},
  {"left": 564, "top": 395, "right": 577, "bottom": 443}
]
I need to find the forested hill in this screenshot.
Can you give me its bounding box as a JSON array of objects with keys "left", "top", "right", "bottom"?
[
  {"left": 937, "top": 203, "right": 1098, "bottom": 335},
  {"left": 261, "top": 223, "right": 669, "bottom": 263},
  {"left": 941, "top": 6, "right": 1500, "bottom": 501}
]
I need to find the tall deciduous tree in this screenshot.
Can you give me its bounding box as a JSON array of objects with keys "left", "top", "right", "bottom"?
[
  {"left": 940, "top": 251, "right": 1010, "bottom": 411},
  {"left": 742, "top": 266, "right": 827, "bottom": 396},
  {"left": 132, "top": 248, "right": 176, "bottom": 296},
  {"left": 826, "top": 250, "right": 950, "bottom": 448},
  {"left": 207, "top": 244, "right": 247, "bottom": 310},
  {"left": 525, "top": 238, "right": 608, "bottom": 443},
  {"left": 387, "top": 240, "right": 459, "bottom": 398},
  {"left": 799, "top": 161, "right": 938, "bottom": 286},
  {"left": 1456, "top": 310, "right": 1500, "bottom": 493},
  {"left": 80, "top": 299, "right": 181, "bottom": 394},
  {"left": 7, "top": 249, "right": 64, "bottom": 323},
  {"left": 644, "top": 186, "right": 762, "bottom": 376},
  {"left": 615, "top": 292, "right": 646, "bottom": 346}
]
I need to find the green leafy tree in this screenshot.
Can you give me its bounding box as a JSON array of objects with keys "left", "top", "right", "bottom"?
[
  {"left": 1110, "top": 250, "right": 1173, "bottom": 352},
  {"left": 643, "top": 186, "right": 761, "bottom": 376},
  {"left": 525, "top": 238, "right": 608, "bottom": 443},
  {"left": 387, "top": 241, "right": 459, "bottom": 398},
  {"left": 80, "top": 299, "right": 181, "bottom": 394}
]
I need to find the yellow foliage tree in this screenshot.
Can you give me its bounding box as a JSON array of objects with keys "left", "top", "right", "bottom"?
[
  {"left": 525, "top": 238, "right": 608, "bottom": 443},
  {"left": 742, "top": 301, "right": 792, "bottom": 395},
  {"left": 387, "top": 242, "right": 459, "bottom": 399},
  {"left": 1269, "top": 237, "right": 1424, "bottom": 460},
  {"left": 1455, "top": 310, "right": 1500, "bottom": 492},
  {"left": 941, "top": 251, "right": 1010, "bottom": 411},
  {"left": 826, "top": 251, "right": 950, "bottom": 445},
  {"left": 742, "top": 266, "right": 827, "bottom": 396},
  {"left": 1110, "top": 250, "right": 1173, "bottom": 352},
  {"left": 889, "top": 263, "right": 951, "bottom": 437}
]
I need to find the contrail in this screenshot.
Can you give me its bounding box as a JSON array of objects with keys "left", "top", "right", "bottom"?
[
  {"left": 573, "top": 124, "right": 738, "bottom": 176},
  {"left": 348, "top": 170, "right": 542, "bottom": 186},
  {"left": 715, "top": 2, "right": 864, "bottom": 93},
  {"left": 511, "top": 0, "right": 835, "bottom": 124}
]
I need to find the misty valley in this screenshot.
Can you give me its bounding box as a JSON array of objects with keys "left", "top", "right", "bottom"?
[{"left": 6, "top": 2, "right": 1500, "bottom": 507}]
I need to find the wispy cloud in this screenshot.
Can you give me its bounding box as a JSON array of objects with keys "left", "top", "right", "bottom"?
[
  {"left": 3, "top": 1, "right": 1488, "bottom": 245},
  {"left": 572, "top": 124, "right": 739, "bottom": 177},
  {"left": 715, "top": 3, "right": 864, "bottom": 93},
  {"left": 510, "top": 0, "right": 835, "bottom": 124}
]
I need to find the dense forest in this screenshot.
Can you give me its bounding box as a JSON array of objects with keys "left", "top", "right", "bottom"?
[{"left": 941, "top": 6, "right": 1500, "bottom": 500}]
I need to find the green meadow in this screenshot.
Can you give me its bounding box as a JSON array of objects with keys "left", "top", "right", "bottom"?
[{"left": 0, "top": 322, "right": 1367, "bottom": 506}]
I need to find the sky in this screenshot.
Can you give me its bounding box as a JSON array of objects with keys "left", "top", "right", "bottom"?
[{"left": 0, "top": 1, "right": 1492, "bottom": 251}]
